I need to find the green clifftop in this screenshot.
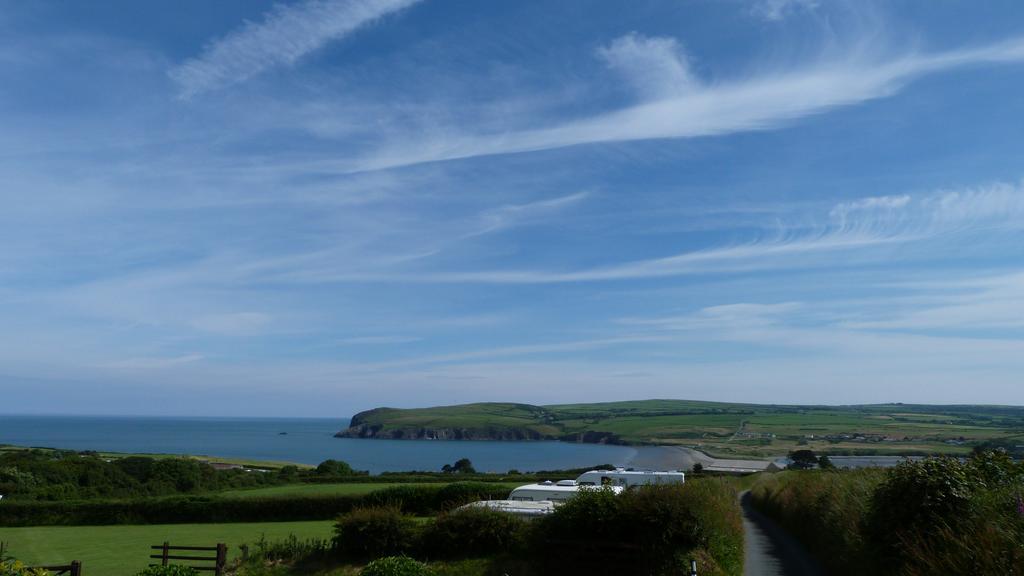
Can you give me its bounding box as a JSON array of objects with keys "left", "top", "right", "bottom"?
[{"left": 335, "top": 399, "right": 1024, "bottom": 458}]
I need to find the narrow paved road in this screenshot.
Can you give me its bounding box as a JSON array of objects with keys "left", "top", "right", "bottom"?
[{"left": 740, "top": 491, "right": 825, "bottom": 576}]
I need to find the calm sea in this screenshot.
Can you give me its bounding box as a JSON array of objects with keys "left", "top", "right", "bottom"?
[{"left": 0, "top": 415, "right": 649, "bottom": 474}]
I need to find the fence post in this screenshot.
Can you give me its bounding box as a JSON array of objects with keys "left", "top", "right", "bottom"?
[
  {"left": 70, "top": 560, "right": 82, "bottom": 576},
  {"left": 215, "top": 543, "right": 227, "bottom": 576},
  {"left": 161, "top": 541, "right": 169, "bottom": 566}
]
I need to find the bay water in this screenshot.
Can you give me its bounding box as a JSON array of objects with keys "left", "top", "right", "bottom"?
[{"left": 0, "top": 415, "right": 658, "bottom": 474}]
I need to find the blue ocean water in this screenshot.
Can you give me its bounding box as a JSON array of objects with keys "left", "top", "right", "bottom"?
[{"left": 0, "top": 415, "right": 645, "bottom": 474}]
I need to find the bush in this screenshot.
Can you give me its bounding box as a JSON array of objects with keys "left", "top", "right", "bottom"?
[
  {"left": 751, "top": 469, "right": 881, "bottom": 573},
  {"left": 360, "top": 556, "right": 435, "bottom": 576},
  {"left": 133, "top": 566, "right": 200, "bottom": 576},
  {"left": 248, "top": 534, "right": 332, "bottom": 563},
  {"left": 334, "top": 506, "right": 420, "bottom": 559},
  {"left": 529, "top": 480, "right": 742, "bottom": 576},
  {"left": 0, "top": 561, "right": 50, "bottom": 576},
  {"left": 750, "top": 452, "right": 1024, "bottom": 576},
  {"left": 421, "top": 506, "right": 525, "bottom": 559},
  {"left": 0, "top": 482, "right": 510, "bottom": 526},
  {"left": 316, "top": 460, "right": 355, "bottom": 476}
]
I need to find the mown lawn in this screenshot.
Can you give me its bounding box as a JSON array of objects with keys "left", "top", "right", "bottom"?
[{"left": 0, "top": 521, "right": 334, "bottom": 576}]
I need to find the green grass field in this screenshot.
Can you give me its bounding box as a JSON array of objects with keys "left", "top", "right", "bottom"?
[
  {"left": 0, "top": 521, "right": 334, "bottom": 576},
  {"left": 340, "top": 400, "right": 1024, "bottom": 457}
]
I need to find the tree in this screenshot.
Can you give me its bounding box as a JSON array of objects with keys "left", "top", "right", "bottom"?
[
  {"left": 442, "top": 458, "right": 476, "bottom": 474},
  {"left": 316, "top": 459, "right": 354, "bottom": 476},
  {"left": 691, "top": 463, "right": 704, "bottom": 474},
  {"left": 788, "top": 449, "right": 818, "bottom": 470},
  {"left": 817, "top": 455, "right": 835, "bottom": 469}
]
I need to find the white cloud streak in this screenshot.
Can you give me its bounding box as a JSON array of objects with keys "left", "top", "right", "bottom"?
[
  {"left": 347, "top": 35, "right": 1024, "bottom": 172},
  {"left": 169, "top": 0, "right": 422, "bottom": 98},
  {"left": 472, "top": 191, "right": 589, "bottom": 236},
  {"left": 750, "top": 0, "right": 820, "bottom": 22},
  {"left": 365, "top": 180, "right": 1024, "bottom": 284}
]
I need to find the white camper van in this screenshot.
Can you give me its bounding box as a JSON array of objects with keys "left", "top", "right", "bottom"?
[
  {"left": 508, "top": 479, "right": 624, "bottom": 502},
  {"left": 575, "top": 468, "right": 685, "bottom": 488}
]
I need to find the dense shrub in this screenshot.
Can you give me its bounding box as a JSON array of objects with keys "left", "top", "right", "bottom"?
[
  {"left": 360, "top": 556, "right": 435, "bottom": 576},
  {"left": 334, "top": 506, "right": 420, "bottom": 559},
  {"left": 750, "top": 451, "right": 1024, "bottom": 576},
  {"left": 248, "top": 534, "right": 333, "bottom": 563},
  {"left": 315, "top": 460, "right": 355, "bottom": 476},
  {"left": 421, "top": 506, "right": 525, "bottom": 559},
  {"left": 0, "top": 561, "right": 50, "bottom": 576},
  {"left": 0, "top": 450, "right": 294, "bottom": 501},
  {"left": 363, "top": 482, "right": 509, "bottom": 516},
  {"left": 750, "top": 468, "right": 882, "bottom": 573},
  {"left": 0, "top": 482, "right": 511, "bottom": 526},
  {"left": 529, "top": 480, "right": 743, "bottom": 576},
  {"left": 133, "top": 566, "right": 200, "bottom": 576}
]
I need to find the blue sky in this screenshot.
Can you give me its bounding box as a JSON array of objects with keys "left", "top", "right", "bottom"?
[{"left": 3, "top": 0, "right": 1024, "bottom": 416}]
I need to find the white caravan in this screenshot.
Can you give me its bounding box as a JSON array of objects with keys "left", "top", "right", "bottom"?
[
  {"left": 459, "top": 499, "right": 556, "bottom": 518},
  {"left": 574, "top": 468, "right": 685, "bottom": 488},
  {"left": 508, "top": 479, "right": 624, "bottom": 502}
]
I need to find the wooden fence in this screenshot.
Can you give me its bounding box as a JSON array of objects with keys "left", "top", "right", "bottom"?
[
  {"left": 3, "top": 540, "right": 82, "bottom": 576},
  {"left": 31, "top": 562, "right": 82, "bottom": 576},
  {"left": 150, "top": 542, "right": 227, "bottom": 576}
]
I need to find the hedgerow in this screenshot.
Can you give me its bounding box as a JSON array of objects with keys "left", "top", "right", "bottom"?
[
  {"left": 0, "top": 482, "right": 509, "bottom": 526},
  {"left": 749, "top": 451, "right": 1024, "bottom": 575}
]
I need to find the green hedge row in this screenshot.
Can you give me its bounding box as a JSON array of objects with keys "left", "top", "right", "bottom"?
[
  {"left": 320, "top": 479, "right": 744, "bottom": 576},
  {"left": 0, "top": 482, "right": 509, "bottom": 526},
  {"left": 749, "top": 452, "right": 1024, "bottom": 575}
]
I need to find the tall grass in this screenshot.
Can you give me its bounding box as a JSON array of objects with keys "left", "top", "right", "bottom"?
[
  {"left": 750, "top": 452, "right": 1024, "bottom": 576},
  {"left": 750, "top": 469, "right": 882, "bottom": 573}
]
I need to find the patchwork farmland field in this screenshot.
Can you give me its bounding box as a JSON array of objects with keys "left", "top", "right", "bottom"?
[{"left": 338, "top": 400, "right": 1024, "bottom": 458}]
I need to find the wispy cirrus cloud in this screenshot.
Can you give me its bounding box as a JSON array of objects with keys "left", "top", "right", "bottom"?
[
  {"left": 472, "top": 191, "right": 589, "bottom": 236},
  {"left": 373, "top": 180, "right": 1024, "bottom": 284},
  {"left": 344, "top": 34, "right": 1024, "bottom": 173},
  {"left": 338, "top": 335, "right": 421, "bottom": 345},
  {"left": 169, "top": 0, "right": 423, "bottom": 98},
  {"left": 750, "top": 0, "right": 820, "bottom": 22}
]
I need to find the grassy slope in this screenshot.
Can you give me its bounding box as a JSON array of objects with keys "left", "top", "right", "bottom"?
[
  {"left": 0, "top": 445, "right": 312, "bottom": 470},
  {"left": 0, "top": 520, "right": 334, "bottom": 576},
  {"left": 345, "top": 400, "right": 1024, "bottom": 457},
  {"left": 352, "top": 403, "right": 562, "bottom": 437}
]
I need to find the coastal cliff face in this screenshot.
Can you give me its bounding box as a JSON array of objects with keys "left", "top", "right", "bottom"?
[
  {"left": 335, "top": 422, "right": 551, "bottom": 441},
  {"left": 335, "top": 408, "right": 624, "bottom": 444}
]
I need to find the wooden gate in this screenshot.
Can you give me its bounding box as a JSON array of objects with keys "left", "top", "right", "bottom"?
[{"left": 150, "top": 542, "right": 227, "bottom": 576}]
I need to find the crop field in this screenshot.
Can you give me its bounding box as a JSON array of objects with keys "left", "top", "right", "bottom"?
[
  {"left": 344, "top": 400, "right": 1024, "bottom": 458},
  {"left": 0, "top": 520, "right": 334, "bottom": 576}
]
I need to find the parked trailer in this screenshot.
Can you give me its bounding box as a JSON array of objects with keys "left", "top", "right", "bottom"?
[
  {"left": 508, "top": 480, "right": 624, "bottom": 502},
  {"left": 575, "top": 468, "right": 685, "bottom": 488},
  {"left": 459, "top": 499, "right": 557, "bottom": 518}
]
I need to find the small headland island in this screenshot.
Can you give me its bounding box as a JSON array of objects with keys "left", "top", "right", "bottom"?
[{"left": 335, "top": 398, "right": 1024, "bottom": 459}]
